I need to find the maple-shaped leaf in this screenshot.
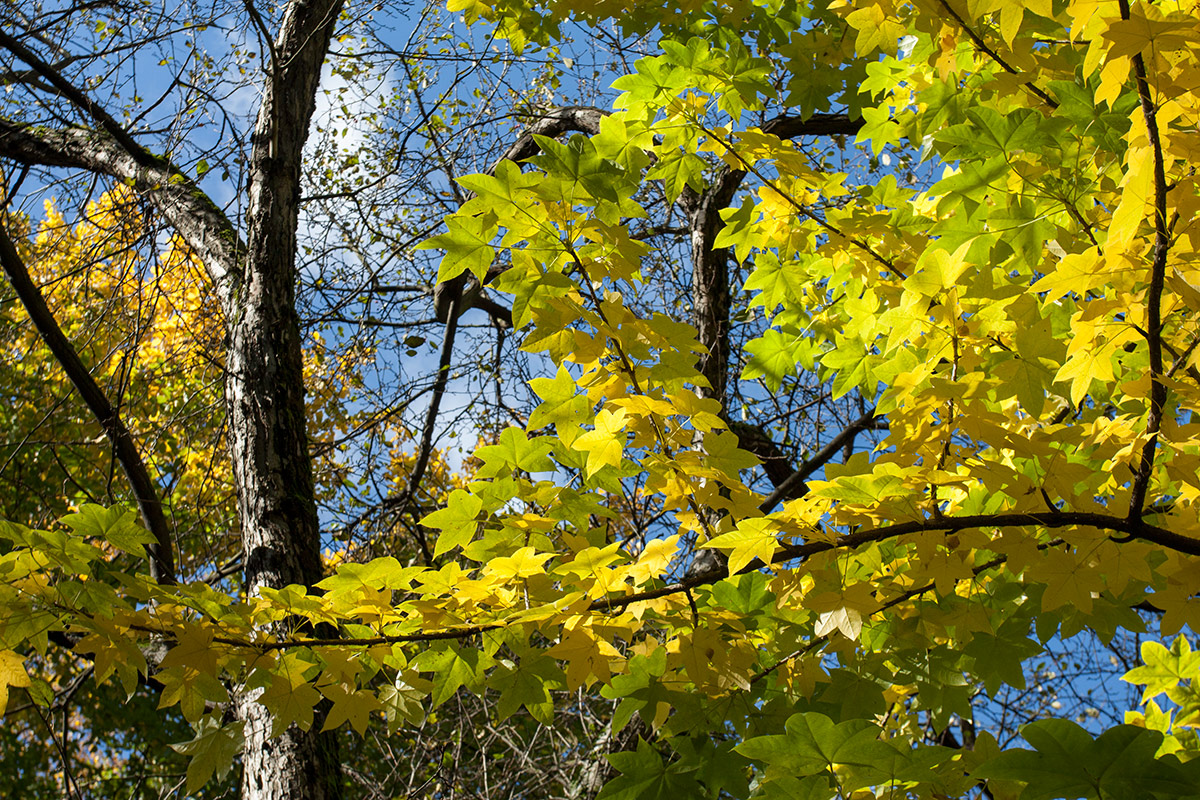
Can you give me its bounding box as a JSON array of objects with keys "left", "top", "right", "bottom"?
[
  {"left": 530, "top": 133, "right": 625, "bottom": 203},
  {"left": 159, "top": 625, "right": 222, "bottom": 676},
  {"left": 843, "top": 3, "right": 906, "bottom": 56},
  {"left": 73, "top": 620, "right": 148, "bottom": 696},
  {"left": 316, "top": 557, "right": 422, "bottom": 596},
  {"left": 743, "top": 328, "right": 802, "bottom": 392},
  {"left": 319, "top": 680, "right": 382, "bottom": 735},
  {"left": 736, "top": 712, "right": 883, "bottom": 778},
  {"left": 415, "top": 644, "right": 494, "bottom": 706},
  {"left": 702, "top": 429, "right": 760, "bottom": 476},
  {"left": 714, "top": 195, "right": 758, "bottom": 263},
  {"left": 529, "top": 365, "right": 590, "bottom": 445},
  {"left": 490, "top": 653, "right": 564, "bottom": 723},
  {"left": 61, "top": 503, "right": 155, "bottom": 556},
  {"left": 814, "top": 607, "right": 863, "bottom": 641},
  {"left": 455, "top": 158, "right": 541, "bottom": 204},
  {"left": 378, "top": 670, "right": 432, "bottom": 732},
  {"left": 483, "top": 546, "right": 554, "bottom": 581},
  {"left": 422, "top": 489, "right": 483, "bottom": 557},
  {"left": 626, "top": 534, "right": 679, "bottom": 584},
  {"left": 1101, "top": 11, "right": 1197, "bottom": 60},
  {"left": 1123, "top": 638, "right": 1200, "bottom": 705},
  {"left": 702, "top": 517, "right": 778, "bottom": 574},
  {"left": 474, "top": 426, "right": 555, "bottom": 477},
  {"left": 597, "top": 739, "right": 702, "bottom": 800},
  {"left": 256, "top": 651, "right": 322, "bottom": 737},
  {"left": 963, "top": 624, "right": 1044, "bottom": 694},
  {"left": 547, "top": 623, "right": 622, "bottom": 691},
  {"left": 572, "top": 407, "right": 629, "bottom": 477},
  {"left": 743, "top": 251, "right": 813, "bottom": 312},
  {"left": 973, "top": 721, "right": 1200, "bottom": 800},
  {"left": 157, "top": 665, "right": 230, "bottom": 723},
  {"left": 415, "top": 213, "right": 498, "bottom": 283},
  {"left": 170, "top": 716, "right": 245, "bottom": 796}
]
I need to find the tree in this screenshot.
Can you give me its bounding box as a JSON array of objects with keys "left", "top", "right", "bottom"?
[{"left": 3, "top": 0, "right": 1200, "bottom": 799}]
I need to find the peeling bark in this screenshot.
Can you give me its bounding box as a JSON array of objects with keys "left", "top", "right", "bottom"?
[{"left": 1, "top": 0, "right": 351, "bottom": 794}]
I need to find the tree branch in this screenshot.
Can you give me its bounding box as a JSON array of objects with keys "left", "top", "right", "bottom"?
[
  {"left": 491, "top": 106, "right": 607, "bottom": 168},
  {"left": 680, "top": 113, "right": 865, "bottom": 403},
  {"left": 931, "top": 0, "right": 1057, "bottom": 108},
  {"left": 758, "top": 409, "right": 878, "bottom": 513},
  {"left": 0, "top": 28, "right": 159, "bottom": 169},
  {"left": 0, "top": 220, "right": 175, "bottom": 584},
  {"left": 0, "top": 120, "right": 242, "bottom": 304},
  {"left": 140, "top": 509, "right": 1198, "bottom": 654},
  {"left": 1122, "top": 0, "right": 1170, "bottom": 521}
]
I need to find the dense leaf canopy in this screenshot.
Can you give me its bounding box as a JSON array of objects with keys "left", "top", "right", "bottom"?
[{"left": 3, "top": 0, "right": 1200, "bottom": 798}]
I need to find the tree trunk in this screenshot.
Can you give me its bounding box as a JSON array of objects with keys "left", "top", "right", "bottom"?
[
  {"left": 226, "top": 1, "right": 345, "bottom": 798},
  {"left": 687, "top": 192, "right": 732, "bottom": 406}
]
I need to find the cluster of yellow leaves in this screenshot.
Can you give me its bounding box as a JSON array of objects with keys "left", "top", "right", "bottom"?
[
  {"left": 6, "top": 0, "right": 1200, "bottom": 796},
  {"left": 1, "top": 191, "right": 234, "bottom": 548}
]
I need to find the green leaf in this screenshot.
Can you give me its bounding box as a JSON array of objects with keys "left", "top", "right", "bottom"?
[
  {"left": 170, "top": 716, "right": 245, "bottom": 796},
  {"left": 744, "top": 252, "right": 813, "bottom": 313},
  {"left": 490, "top": 654, "right": 564, "bottom": 723},
  {"left": 974, "top": 721, "right": 1200, "bottom": 800},
  {"left": 61, "top": 504, "right": 154, "bottom": 556},
  {"left": 416, "top": 214, "right": 498, "bottom": 282},
  {"left": 597, "top": 739, "right": 702, "bottom": 800},
  {"left": 415, "top": 644, "right": 494, "bottom": 706},
  {"left": 474, "top": 426, "right": 555, "bottom": 477},
  {"left": 1123, "top": 638, "right": 1200, "bottom": 704},
  {"left": 422, "top": 490, "right": 484, "bottom": 557},
  {"left": 256, "top": 651, "right": 322, "bottom": 737},
  {"left": 530, "top": 133, "right": 624, "bottom": 202},
  {"left": 736, "top": 712, "right": 882, "bottom": 779},
  {"left": 743, "top": 328, "right": 802, "bottom": 391}
]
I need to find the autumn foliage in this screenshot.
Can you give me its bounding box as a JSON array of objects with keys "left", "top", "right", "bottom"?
[{"left": 4, "top": 0, "right": 1200, "bottom": 798}]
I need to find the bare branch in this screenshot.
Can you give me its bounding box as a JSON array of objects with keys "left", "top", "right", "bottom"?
[{"left": 758, "top": 409, "right": 879, "bottom": 513}]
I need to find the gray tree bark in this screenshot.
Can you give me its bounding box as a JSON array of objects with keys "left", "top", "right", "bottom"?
[{"left": 227, "top": 1, "right": 345, "bottom": 798}]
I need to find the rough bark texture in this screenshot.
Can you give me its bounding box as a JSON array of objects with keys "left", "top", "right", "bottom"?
[
  {"left": 228, "top": 1, "right": 345, "bottom": 798},
  {"left": 1, "top": 0, "right": 346, "bottom": 788},
  {"left": 680, "top": 112, "right": 866, "bottom": 576},
  {"left": 684, "top": 189, "right": 734, "bottom": 404}
]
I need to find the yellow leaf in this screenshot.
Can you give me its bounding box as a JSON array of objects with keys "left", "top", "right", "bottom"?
[
  {"left": 0, "top": 650, "right": 31, "bottom": 714},
  {"left": 547, "top": 624, "right": 620, "bottom": 690},
  {"left": 1107, "top": 142, "right": 1153, "bottom": 253},
  {"left": 1102, "top": 9, "right": 1199, "bottom": 61},
  {"left": 484, "top": 546, "right": 554, "bottom": 581},
  {"left": 702, "top": 518, "right": 779, "bottom": 574},
  {"left": 1055, "top": 346, "right": 1113, "bottom": 406},
  {"left": 319, "top": 681, "right": 382, "bottom": 735},
  {"left": 815, "top": 607, "right": 864, "bottom": 640},
  {"left": 844, "top": 3, "right": 907, "bottom": 56},
  {"left": 1030, "top": 247, "right": 1107, "bottom": 301},
  {"left": 627, "top": 534, "right": 680, "bottom": 584},
  {"left": 571, "top": 407, "right": 629, "bottom": 476},
  {"left": 1096, "top": 54, "right": 1130, "bottom": 108}
]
